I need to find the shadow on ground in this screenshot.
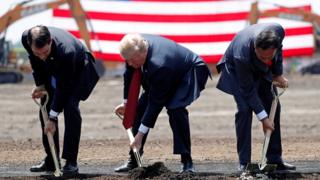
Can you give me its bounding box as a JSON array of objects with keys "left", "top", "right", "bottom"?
[
  {"left": 2, "top": 161, "right": 320, "bottom": 179},
  {"left": 25, "top": 162, "right": 318, "bottom": 180}
]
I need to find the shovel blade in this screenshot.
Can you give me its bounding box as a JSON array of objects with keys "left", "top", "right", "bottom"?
[
  {"left": 260, "top": 134, "right": 271, "bottom": 167},
  {"left": 53, "top": 170, "right": 63, "bottom": 177},
  {"left": 260, "top": 163, "right": 277, "bottom": 173},
  {"left": 133, "top": 150, "right": 142, "bottom": 167},
  {"left": 246, "top": 163, "right": 277, "bottom": 174}
]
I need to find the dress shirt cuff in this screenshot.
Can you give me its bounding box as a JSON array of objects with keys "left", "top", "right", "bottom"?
[
  {"left": 49, "top": 110, "right": 59, "bottom": 118},
  {"left": 37, "top": 84, "right": 45, "bottom": 89},
  {"left": 256, "top": 110, "right": 268, "bottom": 121},
  {"left": 138, "top": 124, "right": 149, "bottom": 134}
]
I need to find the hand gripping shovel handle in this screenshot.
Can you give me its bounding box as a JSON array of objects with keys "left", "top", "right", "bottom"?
[
  {"left": 116, "top": 112, "right": 142, "bottom": 167},
  {"left": 259, "top": 84, "right": 286, "bottom": 170},
  {"left": 34, "top": 93, "right": 62, "bottom": 177}
]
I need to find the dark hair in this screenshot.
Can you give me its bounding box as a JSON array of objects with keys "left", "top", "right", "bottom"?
[
  {"left": 27, "top": 25, "right": 51, "bottom": 48},
  {"left": 254, "top": 30, "right": 280, "bottom": 50}
]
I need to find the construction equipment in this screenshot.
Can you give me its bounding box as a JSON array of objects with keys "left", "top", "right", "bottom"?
[
  {"left": 0, "top": 0, "right": 92, "bottom": 51},
  {"left": 0, "top": 38, "right": 23, "bottom": 83},
  {"left": 248, "top": 1, "right": 320, "bottom": 44},
  {"left": 248, "top": 1, "right": 320, "bottom": 26},
  {"left": 0, "top": 0, "right": 105, "bottom": 83},
  {"left": 33, "top": 91, "right": 62, "bottom": 177}
]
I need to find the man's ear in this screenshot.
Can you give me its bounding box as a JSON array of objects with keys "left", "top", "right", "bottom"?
[
  {"left": 27, "top": 29, "right": 32, "bottom": 46},
  {"left": 48, "top": 38, "right": 53, "bottom": 46}
]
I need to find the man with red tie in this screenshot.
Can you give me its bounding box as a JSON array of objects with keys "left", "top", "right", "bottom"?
[
  {"left": 216, "top": 23, "right": 295, "bottom": 172},
  {"left": 114, "top": 33, "right": 211, "bottom": 173}
]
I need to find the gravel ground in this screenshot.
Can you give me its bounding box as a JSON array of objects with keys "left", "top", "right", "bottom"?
[{"left": 0, "top": 73, "right": 319, "bottom": 179}]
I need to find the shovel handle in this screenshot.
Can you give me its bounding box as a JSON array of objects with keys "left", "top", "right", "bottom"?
[
  {"left": 265, "top": 129, "right": 272, "bottom": 137},
  {"left": 115, "top": 111, "right": 143, "bottom": 167},
  {"left": 268, "top": 96, "right": 279, "bottom": 124},
  {"left": 127, "top": 129, "right": 142, "bottom": 167},
  {"left": 33, "top": 92, "right": 62, "bottom": 177},
  {"left": 47, "top": 132, "right": 62, "bottom": 177},
  {"left": 260, "top": 99, "right": 277, "bottom": 168},
  {"left": 115, "top": 111, "right": 124, "bottom": 121}
]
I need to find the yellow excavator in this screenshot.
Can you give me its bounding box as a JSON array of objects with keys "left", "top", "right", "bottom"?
[
  {"left": 0, "top": 0, "right": 99, "bottom": 83},
  {"left": 248, "top": 1, "right": 320, "bottom": 45}
]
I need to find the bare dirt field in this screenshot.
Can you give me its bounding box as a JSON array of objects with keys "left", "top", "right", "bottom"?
[{"left": 0, "top": 73, "right": 319, "bottom": 179}]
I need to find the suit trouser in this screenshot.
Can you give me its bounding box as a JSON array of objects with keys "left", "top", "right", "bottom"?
[
  {"left": 40, "top": 87, "right": 82, "bottom": 164},
  {"left": 233, "top": 78, "right": 282, "bottom": 165},
  {"left": 61, "top": 94, "right": 82, "bottom": 163},
  {"left": 130, "top": 93, "right": 191, "bottom": 161}
]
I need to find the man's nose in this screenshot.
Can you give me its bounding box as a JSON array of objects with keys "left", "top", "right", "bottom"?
[{"left": 128, "top": 61, "right": 134, "bottom": 67}]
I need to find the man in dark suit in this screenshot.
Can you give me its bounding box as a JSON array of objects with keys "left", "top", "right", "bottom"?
[
  {"left": 21, "top": 25, "right": 99, "bottom": 175},
  {"left": 114, "top": 33, "right": 211, "bottom": 173},
  {"left": 216, "top": 23, "right": 295, "bottom": 171}
]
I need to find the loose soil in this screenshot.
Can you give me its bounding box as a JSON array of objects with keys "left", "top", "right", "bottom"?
[{"left": 0, "top": 74, "right": 319, "bottom": 179}]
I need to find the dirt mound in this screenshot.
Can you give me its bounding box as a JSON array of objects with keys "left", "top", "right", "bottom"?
[
  {"left": 128, "top": 162, "right": 171, "bottom": 179},
  {"left": 128, "top": 162, "right": 220, "bottom": 180}
]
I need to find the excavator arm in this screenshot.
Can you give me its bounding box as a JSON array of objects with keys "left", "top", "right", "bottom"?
[
  {"left": 0, "top": 0, "right": 65, "bottom": 33},
  {"left": 0, "top": 0, "right": 99, "bottom": 83},
  {"left": 66, "top": 0, "right": 92, "bottom": 51},
  {"left": 248, "top": 1, "right": 320, "bottom": 26},
  {"left": 0, "top": 0, "right": 92, "bottom": 51},
  {"left": 248, "top": 1, "right": 320, "bottom": 45}
]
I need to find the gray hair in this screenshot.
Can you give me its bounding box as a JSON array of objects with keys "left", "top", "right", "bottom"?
[{"left": 119, "top": 33, "right": 148, "bottom": 60}]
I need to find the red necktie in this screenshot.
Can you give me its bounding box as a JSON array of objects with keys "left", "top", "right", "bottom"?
[
  {"left": 266, "top": 60, "right": 273, "bottom": 66},
  {"left": 123, "top": 69, "right": 142, "bottom": 129}
]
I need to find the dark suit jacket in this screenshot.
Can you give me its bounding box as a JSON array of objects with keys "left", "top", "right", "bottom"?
[
  {"left": 21, "top": 27, "right": 99, "bottom": 113},
  {"left": 124, "top": 34, "right": 210, "bottom": 128},
  {"left": 216, "top": 23, "right": 285, "bottom": 115}
]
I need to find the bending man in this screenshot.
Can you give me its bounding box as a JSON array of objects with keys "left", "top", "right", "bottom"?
[
  {"left": 114, "top": 33, "right": 211, "bottom": 173},
  {"left": 21, "top": 25, "right": 99, "bottom": 175},
  {"left": 216, "top": 23, "right": 295, "bottom": 171}
]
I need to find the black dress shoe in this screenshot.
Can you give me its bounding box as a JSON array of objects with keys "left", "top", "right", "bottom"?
[
  {"left": 180, "top": 161, "right": 195, "bottom": 173},
  {"left": 30, "top": 160, "right": 55, "bottom": 172},
  {"left": 114, "top": 158, "right": 138, "bottom": 173},
  {"left": 62, "top": 162, "right": 79, "bottom": 175},
  {"left": 276, "top": 162, "right": 296, "bottom": 171}
]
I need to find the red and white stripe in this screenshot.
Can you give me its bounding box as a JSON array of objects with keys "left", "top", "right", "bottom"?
[{"left": 52, "top": 0, "right": 314, "bottom": 63}]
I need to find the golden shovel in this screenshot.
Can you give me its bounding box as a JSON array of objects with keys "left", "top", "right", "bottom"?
[
  {"left": 259, "top": 83, "right": 286, "bottom": 172},
  {"left": 33, "top": 92, "right": 62, "bottom": 177},
  {"left": 245, "top": 83, "right": 286, "bottom": 173}
]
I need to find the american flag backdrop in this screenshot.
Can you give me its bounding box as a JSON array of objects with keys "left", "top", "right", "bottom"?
[{"left": 52, "top": 0, "right": 314, "bottom": 63}]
